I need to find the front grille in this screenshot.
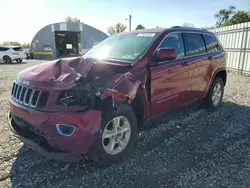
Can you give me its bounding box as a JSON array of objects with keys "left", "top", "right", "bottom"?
[{"left": 11, "top": 82, "right": 41, "bottom": 107}]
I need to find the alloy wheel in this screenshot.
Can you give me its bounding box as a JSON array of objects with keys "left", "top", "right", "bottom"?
[
  {"left": 102, "top": 116, "right": 131, "bottom": 155},
  {"left": 212, "top": 83, "right": 222, "bottom": 106}
]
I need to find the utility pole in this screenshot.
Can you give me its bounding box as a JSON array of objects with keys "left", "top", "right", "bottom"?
[{"left": 126, "top": 15, "right": 132, "bottom": 31}]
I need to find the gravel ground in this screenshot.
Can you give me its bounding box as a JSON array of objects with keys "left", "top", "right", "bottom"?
[{"left": 1, "top": 60, "right": 250, "bottom": 188}]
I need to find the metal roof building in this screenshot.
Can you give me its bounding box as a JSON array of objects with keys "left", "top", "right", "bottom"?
[{"left": 30, "top": 22, "right": 108, "bottom": 60}]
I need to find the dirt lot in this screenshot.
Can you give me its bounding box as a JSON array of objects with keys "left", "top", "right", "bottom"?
[{"left": 1, "top": 60, "right": 250, "bottom": 188}]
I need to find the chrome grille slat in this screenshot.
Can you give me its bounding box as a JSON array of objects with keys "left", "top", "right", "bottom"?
[
  {"left": 16, "top": 86, "right": 22, "bottom": 101},
  {"left": 14, "top": 84, "right": 18, "bottom": 96},
  {"left": 16, "top": 85, "right": 20, "bottom": 99},
  {"left": 28, "top": 90, "right": 35, "bottom": 106},
  {"left": 18, "top": 87, "right": 23, "bottom": 101},
  {"left": 11, "top": 83, "right": 15, "bottom": 95},
  {"left": 11, "top": 83, "right": 41, "bottom": 107},
  {"left": 25, "top": 88, "right": 32, "bottom": 105},
  {"left": 20, "top": 87, "right": 26, "bottom": 103},
  {"left": 13, "top": 83, "right": 17, "bottom": 97},
  {"left": 14, "top": 85, "right": 19, "bottom": 99},
  {"left": 34, "top": 90, "right": 41, "bottom": 106},
  {"left": 23, "top": 88, "right": 29, "bottom": 105}
]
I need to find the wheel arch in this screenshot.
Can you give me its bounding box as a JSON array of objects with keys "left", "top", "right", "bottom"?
[
  {"left": 130, "top": 91, "right": 145, "bottom": 129},
  {"left": 215, "top": 69, "right": 227, "bottom": 86},
  {"left": 3, "top": 55, "right": 12, "bottom": 63},
  {"left": 206, "top": 68, "right": 227, "bottom": 95},
  {"left": 3, "top": 55, "right": 10, "bottom": 58}
]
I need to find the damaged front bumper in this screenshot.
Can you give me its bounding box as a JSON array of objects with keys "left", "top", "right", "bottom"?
[{"left": 8, "top": 97, "right": 102, "bottom": 161}]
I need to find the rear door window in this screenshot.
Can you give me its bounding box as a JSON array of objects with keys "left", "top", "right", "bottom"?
[
  {"left": 0, "top": 47, "right": 9, "bottom": 51},
  {"left": 183, "top": 33, "right": 206, "bottom": 56},
  {"left": 159, "top": 33, "right": 185, "bottom": 58},
  {"left": 202, "top": 34, "right": 220, "bottom": 52}
]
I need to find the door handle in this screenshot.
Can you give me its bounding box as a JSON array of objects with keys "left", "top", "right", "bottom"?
[
  {"left": 208, "top": 56, "right": 213, "bottom": 60},
  {"left": 182, "top": 61, "right": 189, "bottom": 66}
]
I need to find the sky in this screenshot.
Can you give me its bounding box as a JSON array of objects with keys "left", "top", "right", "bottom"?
[{"left": 0, "top": 0, "right": 249, "bottom": 44}]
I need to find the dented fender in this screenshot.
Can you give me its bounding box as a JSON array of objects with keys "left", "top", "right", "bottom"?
[
  {"left": 103, "top": 76, "right": 142, "bottom": 104},
  {"left": 101, "top": 68, "right": 151, "bottom": 119}
]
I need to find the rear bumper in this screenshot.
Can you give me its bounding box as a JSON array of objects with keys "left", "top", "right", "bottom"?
[{"left": 8, "top": 98, "right": 102, "bottom": 159}]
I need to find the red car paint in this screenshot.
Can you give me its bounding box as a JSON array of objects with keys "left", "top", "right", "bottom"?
[
  {"left": 9, "top": 98, "right": 101, "bottom": 154},
  {"left": 8, "top": 27, "right": 227, "bottom": 158}
]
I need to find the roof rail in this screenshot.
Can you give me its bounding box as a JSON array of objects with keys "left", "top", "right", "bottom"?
[{"left": 171, "top": 26, "right": 209, "bottom": 31}]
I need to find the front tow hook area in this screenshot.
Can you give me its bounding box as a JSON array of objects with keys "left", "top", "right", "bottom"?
[{"left": 7, "top": 110, "right": 81, "bottom": 162}]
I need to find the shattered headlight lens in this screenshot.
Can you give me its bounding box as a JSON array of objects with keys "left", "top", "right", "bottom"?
[
  {"left": 58, "top": 87, "right": 95, "bottom": 107},
  {"left": 59, "top": 89, "right": 76, "bottom": 106}
]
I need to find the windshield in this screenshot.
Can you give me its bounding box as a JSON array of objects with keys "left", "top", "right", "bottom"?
[{"left": 83, "top": 33, "right": 157, "bottom": 62}]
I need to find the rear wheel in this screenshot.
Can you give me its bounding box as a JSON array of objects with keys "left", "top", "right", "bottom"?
[
  {"left": 3, "top": 56, "right": 12, "bottom": 64},
  {"left": 88, "top": 104, "right": 138, "bottom": 165},
  {"left": 16, "top": 59, "right": 23, "bottom": 63},
  {"left": 202, "top": 77, "right": 224, "bottom": 108}
]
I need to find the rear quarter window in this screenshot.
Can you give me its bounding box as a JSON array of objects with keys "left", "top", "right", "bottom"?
[
  {"left": 202, "top": 34, "right": 221, "bottom": 52},
  {"left": 13, "top": 47, "right": 23, "bottom": 51}
]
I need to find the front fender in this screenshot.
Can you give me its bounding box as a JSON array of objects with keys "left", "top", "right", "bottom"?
[
  {"left": 103, "top": 76, "right": 141, "bottom": 104},
  {"left": 101, "top": 68, "right": 151, "bottom": 119}
]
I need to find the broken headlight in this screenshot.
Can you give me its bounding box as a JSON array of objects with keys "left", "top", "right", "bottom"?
[
  {"left": 59, "top": 89, "right": 76, "bottom": 106},
  {"left": 58, "top": 85, "right": 96, "bottom": 107}
]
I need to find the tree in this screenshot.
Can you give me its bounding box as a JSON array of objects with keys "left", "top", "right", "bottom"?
[
  {"left": 135, "top": 24, "right": 145, "bottom": 30},
  {"left": 22, "top": 43, "right": 30, "bottom": 49},
  {"left": 107, "top": 26, "right": 116, "bottom": 35},
  {"left": 220, "top": 21, "right": 234, "bottom": 27},
  {"left": 3, "top": 41, "right": 21, "bottom": 46},
  {"left": 201, "top": 26, "right": 216, "bottom": 30},
  {"left": 218, "top": 10, "right": 250, "bottom": 27},
  {"left": 107, "top": 23, "right": 127, "bottom": 35},
  {"left": 65, "top": 16, "right": 82, "bottom": 23},
  {"left": 230, "top": 11, "right": 250, "bottom": 24},
  {"left": 182, "top": 22, "right": 195, "bottom": 27},
  {"left": 214, "top": 5, "right": 236, "bottom": 27}
]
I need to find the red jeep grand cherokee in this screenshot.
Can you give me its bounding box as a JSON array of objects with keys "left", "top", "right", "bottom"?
[{"left": 8, "top": 26, "right": 227, "bottom": 164}]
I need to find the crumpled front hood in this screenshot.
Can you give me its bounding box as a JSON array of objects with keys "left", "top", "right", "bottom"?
[{"left": 17, "top": 57, "right": 132, "bottom": 90}]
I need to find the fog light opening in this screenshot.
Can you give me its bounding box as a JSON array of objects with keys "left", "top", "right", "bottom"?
[{"left": 56, "top": 124, "right": 76, "bottom": 136}]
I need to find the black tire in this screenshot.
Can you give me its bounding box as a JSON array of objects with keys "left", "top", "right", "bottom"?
[
  {"left": 202, "top": 77, "right": 224, "bottom": 108},
  {"left": 87, "top": 104, "right": 138, "bottom": 165},
  {"left": 16, "top": 59, "right": 23, "bottom": 63},
  {"left": 3, "top": 56, "right": 12, "bottom": 64}
]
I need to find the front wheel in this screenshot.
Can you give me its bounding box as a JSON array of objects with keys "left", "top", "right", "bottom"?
[
  {"left": 87, "top": 104, "right": 138, "bottom": 165},
  {"left": 202, "top": 77, "right": 224, "bottom": 108}
]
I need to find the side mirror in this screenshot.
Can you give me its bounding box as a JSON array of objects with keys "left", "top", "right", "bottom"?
[{"left": 156, "top": 47, "right": 177, "bottom": 62}]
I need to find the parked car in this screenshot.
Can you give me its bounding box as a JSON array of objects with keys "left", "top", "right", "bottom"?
[
  {"left": 0, "top": 46, "right": 26, "bottom": 63},
  {"left": 8, "top": 26, "right": 227, "bottom": 164}
]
